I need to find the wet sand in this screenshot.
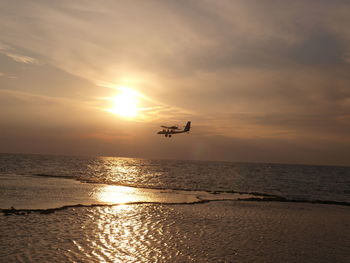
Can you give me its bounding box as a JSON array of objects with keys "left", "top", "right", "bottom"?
[
  {"left": 1, "top": 201, "right": 349, "bottom": 263},
  {"left": 1, "top": 174, "right": 349, "bottom": 262}
]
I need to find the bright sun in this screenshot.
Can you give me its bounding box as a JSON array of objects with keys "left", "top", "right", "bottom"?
[{"left": 109, "top": 87, "right": 139, "bottom": 118}]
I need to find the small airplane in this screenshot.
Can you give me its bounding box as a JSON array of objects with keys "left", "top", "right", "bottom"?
[{"left": 157, "top": 121, "right": 191, "bottom": 138}]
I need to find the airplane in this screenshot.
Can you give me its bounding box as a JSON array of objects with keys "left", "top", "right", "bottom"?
[{"left": 157, "top": 121, "right": 191, "bottom": 138}]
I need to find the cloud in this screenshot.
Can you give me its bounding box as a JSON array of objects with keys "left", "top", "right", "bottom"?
[
  {"left": 0, "top": 71, "right": 16, "bottom": 79},
  {"left": 1, "top": 1, "right": 350, "bottom": 79},
  {"left": 0, "top": 44, "right": 38, "bottom": 64},
  {"left": 3, "top": 52, "right": 37, "bottom": 64},
  {"left": 1, "top": 0, "right": 350, "bottom": 165}
]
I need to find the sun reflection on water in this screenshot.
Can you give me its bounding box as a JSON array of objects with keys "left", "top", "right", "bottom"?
[{"left": 96, "top": 185, "right": 143, "bottom": 204}]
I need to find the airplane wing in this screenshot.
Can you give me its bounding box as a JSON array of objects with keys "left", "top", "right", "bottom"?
[{"left": 160, "top": 125, "right": 180, "bottom": 130}]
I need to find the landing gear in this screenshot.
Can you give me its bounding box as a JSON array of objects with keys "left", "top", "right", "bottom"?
[{"left": 169, "top": 135, "right": 172, "bottom": 138}]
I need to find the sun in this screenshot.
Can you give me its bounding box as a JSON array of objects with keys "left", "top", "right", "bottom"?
[{"left": 109, "top": 87, "right": 139, "bottom": 118}]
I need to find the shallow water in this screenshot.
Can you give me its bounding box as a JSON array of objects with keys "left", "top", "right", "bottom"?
[
  {"left": 1, "top": 153, "right": 350, "bottom": 262},
  {"left": 1, "top": 202, "right": 349, "bottom": 263},
  {"left": 1, "top": 153, "right": 349, "bottom": 204},
  {"left": 0, "top": 173, "right": 262, "bottom": 210}
]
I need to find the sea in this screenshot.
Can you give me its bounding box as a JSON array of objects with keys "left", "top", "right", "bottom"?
[{"left": 1, "top": 153, "right": 349, "bottom": 262}]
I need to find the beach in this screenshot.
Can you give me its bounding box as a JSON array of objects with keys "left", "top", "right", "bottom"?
[{"left": 1, "top": 201, "right": 349, "bottom": 262}]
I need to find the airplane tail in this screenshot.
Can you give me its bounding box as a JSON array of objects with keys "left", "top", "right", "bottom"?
[{"left": 184, "top": 121, "right": 191, "bottom": 132}]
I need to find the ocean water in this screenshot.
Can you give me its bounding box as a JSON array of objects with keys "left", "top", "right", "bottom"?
[
  {"left": 0, "top": 153, "right": 349, "bottom": 205},
  {"left": 1, "top": 153, "right": 350, "bottom": 262}
]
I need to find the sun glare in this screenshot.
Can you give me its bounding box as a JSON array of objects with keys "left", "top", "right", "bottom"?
[{"left": 109, "top": 87, "right": 139, "bottom": 118}]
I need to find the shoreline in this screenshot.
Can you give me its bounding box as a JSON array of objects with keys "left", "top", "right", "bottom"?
[
  {"left": 2, "top": 197, "right": 350, "bottom": 216},
  {"left": 1, "top": 173, "right": 349, "bottom": 213}
]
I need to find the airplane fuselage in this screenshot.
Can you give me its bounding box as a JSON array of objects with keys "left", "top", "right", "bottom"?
[{"left": 157, "top": 121, "right": 191, "bottom": 138}]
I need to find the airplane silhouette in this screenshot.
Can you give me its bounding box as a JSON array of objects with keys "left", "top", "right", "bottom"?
[{"left": 157, "top": 121, "right": 191, "bottom": 138}]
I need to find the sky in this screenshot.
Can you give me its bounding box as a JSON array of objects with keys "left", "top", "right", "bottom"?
[{"left": 1, "top": 0, "right": 350, "bottom": 166}]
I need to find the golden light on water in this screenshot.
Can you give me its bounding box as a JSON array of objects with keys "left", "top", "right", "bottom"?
[
  {"left": 108, "top": 87, "right": 139, "bottom": 118},
  {"left": 96, "top": 185, "right": 141, "bottom": 204},
  {"left": 94, "top": 184, "right": 205, "bottom": 205}
]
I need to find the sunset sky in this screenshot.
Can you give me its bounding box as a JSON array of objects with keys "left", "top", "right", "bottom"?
[{"left": 1, "top": 0, "right": 350, "bottom": 166}]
